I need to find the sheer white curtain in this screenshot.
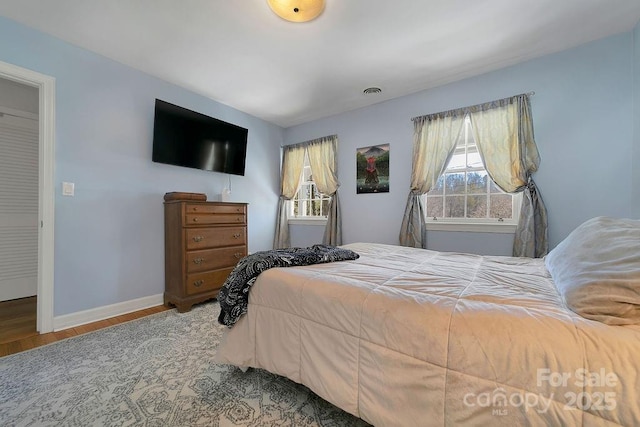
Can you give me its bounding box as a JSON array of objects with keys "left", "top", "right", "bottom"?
[
  {"left": 307, "top": 135, "right": 342, "bottom": 245},
  {"left": 273, "top": 135, "right": 341, "bottom": 248},
  {"left": 469, "top": 94, "right": 548, "bottom": 257},
  {"left": 399, "top": 112, "right": 465, "bottom": 247},
  {"left": 273, "top": 144, "right": 305, "bottom": 249},
  {"left": 400, "top": 94, "right": 547, "bottom": 256}
]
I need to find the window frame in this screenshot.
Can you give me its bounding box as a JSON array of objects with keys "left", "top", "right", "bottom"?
[
  {"left": 288, "top": 151, "right": 330, "bottom": 224},
  {"left": 423, "top": 115, "right": 521, "bottom": 233}
]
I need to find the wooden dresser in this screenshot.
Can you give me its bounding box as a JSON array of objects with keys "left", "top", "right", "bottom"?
[{"left": 163, "top": 199, "right": 247, "bottom": 312}]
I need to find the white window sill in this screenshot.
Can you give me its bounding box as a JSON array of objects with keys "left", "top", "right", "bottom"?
[
  {"left": 288, "top": 217, "right": 328, "bottom": 226},
  {"left": 425, "top": 221, "right": 517, "bottom": 234}
]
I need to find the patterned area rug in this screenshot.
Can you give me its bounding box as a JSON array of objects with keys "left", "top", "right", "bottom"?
[{"left": 0, "top": 303, "right": 369, "bottom": 426}]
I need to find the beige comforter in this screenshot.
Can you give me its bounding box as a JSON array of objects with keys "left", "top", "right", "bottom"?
[{"left": 215, "top": 243, "right": 640, "bottom": 426}]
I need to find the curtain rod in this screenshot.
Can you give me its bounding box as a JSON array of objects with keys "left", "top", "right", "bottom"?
[
  {"left": 283, "top": 134, "right": 338, "bottom": 149},
  {"left": 411, "top": 91, "right": 535, "bottom": 122}
]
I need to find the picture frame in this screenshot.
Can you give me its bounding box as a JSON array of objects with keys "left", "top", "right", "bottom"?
[{"left": 356, "top": 144, "right": 389, "bottom": 194}]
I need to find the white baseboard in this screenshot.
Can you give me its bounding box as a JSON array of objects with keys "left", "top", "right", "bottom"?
[
  {"left": 0, "top": 276, "right": 37, "bottom": 302},
  {"left": 53, "top": 294, "right": 165, "bottom": 332}
]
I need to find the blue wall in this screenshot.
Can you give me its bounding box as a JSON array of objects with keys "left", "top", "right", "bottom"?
[
  {"left": 284, "top": 32, "right": 636, "bottom": 253},
  {"left": 0, "top": 17, "right": 283, "bottom": 316}
]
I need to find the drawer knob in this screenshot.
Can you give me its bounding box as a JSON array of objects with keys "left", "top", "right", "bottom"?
[
  {"left": 193, "top": 217, "right": 199, "bottom": 222},
  {"left": 237, "top": 217, "right": 241, "bottom": 222},
  {"left": 193, "top": 258, "right": 205, "bottom": 265},
  {"left": 192, "top": 207, "right": 197, "bottom": 211},
  {"left": 193, "top": 279, "right": 204, "bottom": 287},
  {"left": 233, "top": 233, "right": 241, "bottom": 239},
  {"left": 193, "top": 236, "right": 204, "bottom": 242},
  {"left": 234, "top": 252, "right": 243, "bottom": 259}
]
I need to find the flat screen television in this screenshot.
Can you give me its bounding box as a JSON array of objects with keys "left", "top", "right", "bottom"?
[{"left": 152, "top": 99, "right": 248, "bottom": 176}]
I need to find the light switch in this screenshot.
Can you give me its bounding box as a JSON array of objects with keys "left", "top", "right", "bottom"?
[{"left": 62, "top": 182, "right": 74, "bottom": 196}]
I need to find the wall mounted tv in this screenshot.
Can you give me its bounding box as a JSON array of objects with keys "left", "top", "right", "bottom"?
[{"left": 152, "top": 99, "right": 248, "bottom": 176}]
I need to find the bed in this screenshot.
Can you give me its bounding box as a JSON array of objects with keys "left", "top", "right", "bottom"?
[{"left": 215, "top": 217, "right": 640, "bottom": 426}]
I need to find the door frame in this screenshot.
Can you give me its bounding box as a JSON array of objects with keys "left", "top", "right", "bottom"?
[{"left": 0, "top": 60, "right": 55, "bottom": 333}]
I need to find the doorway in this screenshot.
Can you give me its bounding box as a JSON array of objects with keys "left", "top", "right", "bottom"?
[
  {"left": 0, "top": 61, "right": 55, "bottom": 333},
  {"left": 0, "top": 78, "right": 38, "bottom": 342}
]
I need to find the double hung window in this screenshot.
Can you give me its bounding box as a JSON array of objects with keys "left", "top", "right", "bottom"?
[
  {"left": 424, "top": 116, "right": 520, "bottom": 229},
  {"left": 290, "top": 152, "right": 331, "bottom": 219}
]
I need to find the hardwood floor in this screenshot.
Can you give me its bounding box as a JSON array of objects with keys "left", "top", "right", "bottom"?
[
  {"left": 0, "top": 296, "right": 37, "bottom": 345},
  {"left": 0, "top": 297, "right": 171, "bottom": 357}
]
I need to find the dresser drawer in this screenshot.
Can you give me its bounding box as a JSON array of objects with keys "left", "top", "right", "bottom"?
[
  {"left": 185, "top": 268, "right": 234, "bottom": 295},
  {"left": 186, "top": 227, "right": 246, "bottom": 250},
  {"left": 185, "top": 213, "right": 246, "bottom": 226},
  {"left": 185, "top": 203, "right": 246, "bottom": 215},
  {"left": 186, "top": 246, "right": 246, "bottom": 273}
]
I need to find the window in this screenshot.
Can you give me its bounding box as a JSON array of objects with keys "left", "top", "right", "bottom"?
[
  {"left": 290, "top": 152, "right": 331, "bottom": 219},
  {"left": 424, "top": 116, "right": 520, "bottom": 230}
]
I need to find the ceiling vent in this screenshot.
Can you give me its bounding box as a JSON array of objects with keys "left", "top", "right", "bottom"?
[{"left": 363, "top": 87, "right": 382, "bottom": 95}]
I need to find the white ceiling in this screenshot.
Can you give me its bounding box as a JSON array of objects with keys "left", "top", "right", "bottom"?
[{"left": 1, "top": 0, "right": 640, "bottom": 128}]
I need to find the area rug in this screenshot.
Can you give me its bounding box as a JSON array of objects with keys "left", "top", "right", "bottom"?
[{"left": 0, "top": 302, "right": 369, "bottom": 426}]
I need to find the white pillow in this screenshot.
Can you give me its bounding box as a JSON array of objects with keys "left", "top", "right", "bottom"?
[{"left": 545, "top": 216, "right": 640, "bottom": 325}]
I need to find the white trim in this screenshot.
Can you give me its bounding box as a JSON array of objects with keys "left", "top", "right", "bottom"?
[
  {"left": 53, "top": 294, "right": 165, "bottom": 331},
  {"left": 288, "top": 217, "right": 328, "bottom": 226},
  {"left": 425, "top": 221, "right": 516, "bottom": 234},
  {"left": 0, "top": 277, "right": 37, "bottom": 301},
  {"left": 0, "top": 60, "right": 56, "bottom": 333}
]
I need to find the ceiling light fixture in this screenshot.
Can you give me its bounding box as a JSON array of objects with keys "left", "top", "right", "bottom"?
[{"left": 267, "top": 0, "right": 325, "bottom": 23}]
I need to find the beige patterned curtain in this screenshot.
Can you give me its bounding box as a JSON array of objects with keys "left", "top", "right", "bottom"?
[
  {"left": 307, "top": 135, "right": 342, "bottom": 245},
  {"left": 273, "top": 144, "right": 305, "bottom": 249},
  {"left": 469, "top": 94, "right": 548, "bottom": 257},
  {"left": 399, "top": 112, "right": 465, "bottom": 247}
]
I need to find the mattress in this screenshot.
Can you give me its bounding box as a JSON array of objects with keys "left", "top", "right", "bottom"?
[{"left": 215, "top": 243, "right": 640, "bottom": 426}]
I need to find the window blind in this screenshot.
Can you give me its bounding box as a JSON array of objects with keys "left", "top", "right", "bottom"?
[{"left": 0, "top": 112, "right": 38, "bottom": 301}]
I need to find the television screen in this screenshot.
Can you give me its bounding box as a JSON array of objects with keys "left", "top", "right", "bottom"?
[{"left": 152, "top": 99, "right": 248, "bottom": 176}]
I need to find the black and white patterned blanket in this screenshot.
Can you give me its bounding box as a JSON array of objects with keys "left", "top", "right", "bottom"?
[{"left": 217, "top": 244, "right": 359, "bottom": 327}]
